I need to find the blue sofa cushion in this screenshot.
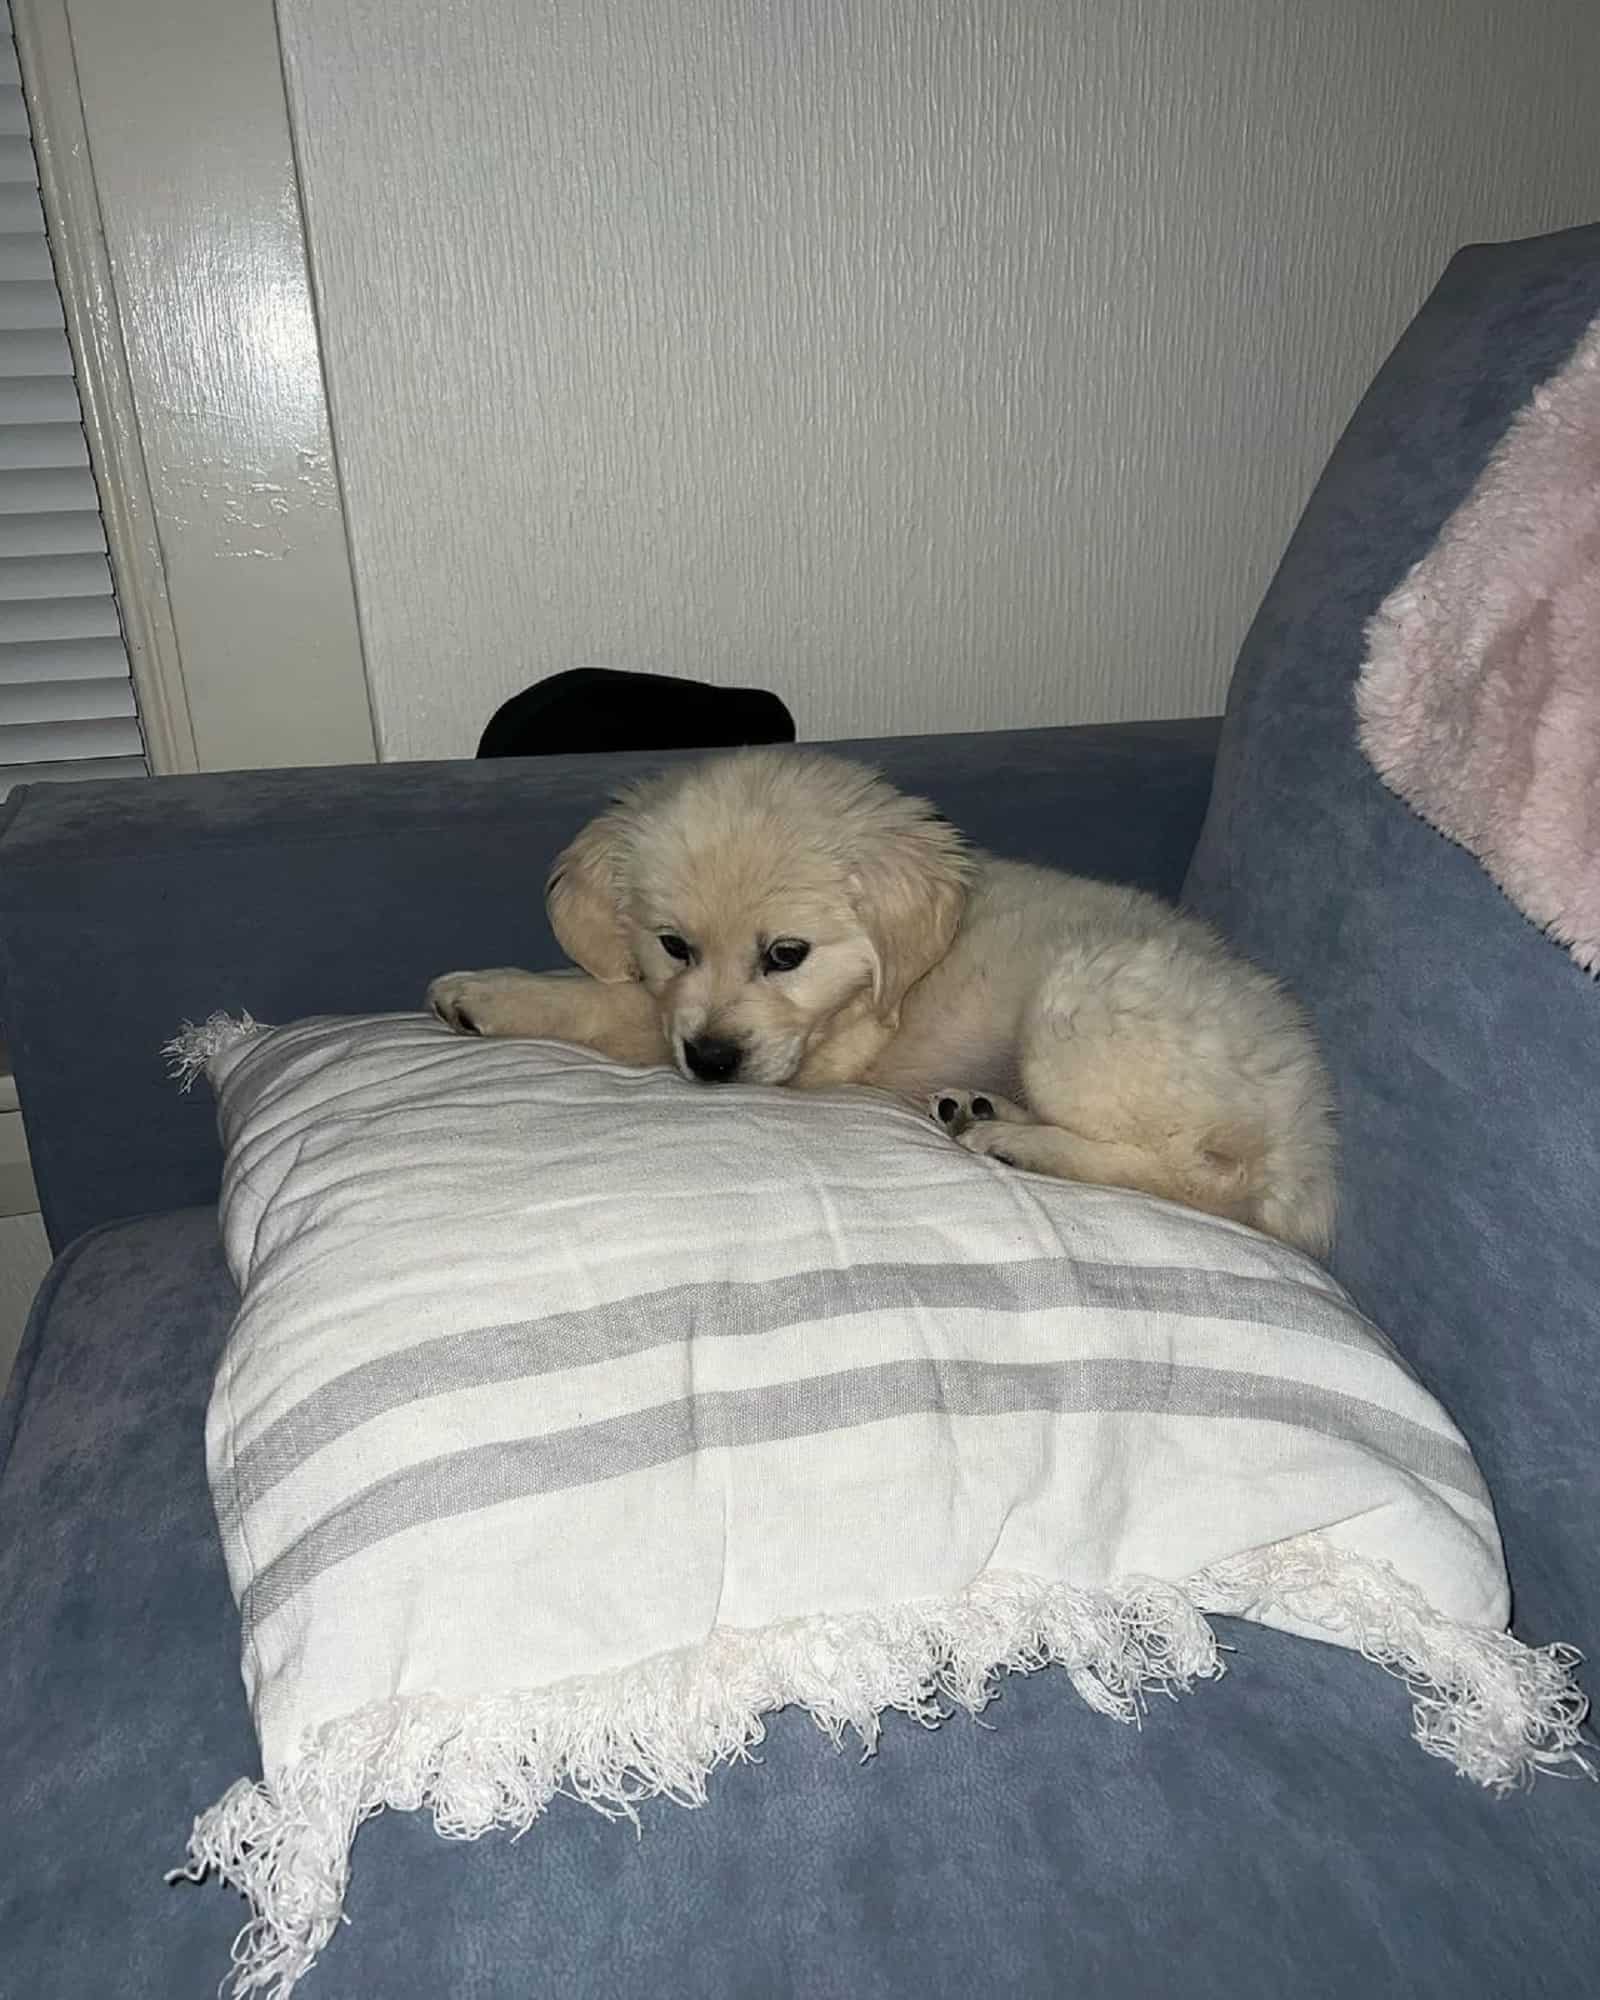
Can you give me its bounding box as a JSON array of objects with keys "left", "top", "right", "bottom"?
[
  {"left": 1, "top": 1209, "right": 1595, "bottom": 1999},
  {"left": 1183, "top": 225, "right": 1600, "bottom": 1649}
]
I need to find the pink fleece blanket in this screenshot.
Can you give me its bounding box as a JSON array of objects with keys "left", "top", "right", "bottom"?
[{"left": 1357, "top": 313, "right": 1600, "bottom": 974}]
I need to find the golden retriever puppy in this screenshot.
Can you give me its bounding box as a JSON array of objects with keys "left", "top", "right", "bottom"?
[{"left": 428, "top": 749, "right": 1335, "bottom": 1254}]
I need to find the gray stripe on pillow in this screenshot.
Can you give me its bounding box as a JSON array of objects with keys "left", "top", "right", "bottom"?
[
  {"left": 241, "top": 1356, "right": 1483, "bottom": 1630},
  {"left": 228, "top": 1257, "right": 1408, "bottom": 1517}
]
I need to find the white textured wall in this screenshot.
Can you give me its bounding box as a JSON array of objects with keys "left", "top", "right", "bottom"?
[{"left": 277, "top": 0, "right": 1600, "bottom": 759}]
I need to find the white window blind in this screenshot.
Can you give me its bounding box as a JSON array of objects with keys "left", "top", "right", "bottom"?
[{"left": 0, "top": 3, "right": 143, "bottom": 800}]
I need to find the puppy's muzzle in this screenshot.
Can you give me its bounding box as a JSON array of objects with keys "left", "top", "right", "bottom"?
[{"left": 682, "top": 1034, "right": 743, "bottom": 1084}]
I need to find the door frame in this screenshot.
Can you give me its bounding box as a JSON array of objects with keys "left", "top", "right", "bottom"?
[{"left": 11, "top": 0, "right": 376, "bottom": 772}]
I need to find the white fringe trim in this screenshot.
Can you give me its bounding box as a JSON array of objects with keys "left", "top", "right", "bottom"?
[
  {"left": 169, "top": 1551, "right": 1591, "bottom": 1999},
  {"left": 1190, "top": 1538, "right": 1592, "bottom": 1791},
  {"left": 163, "top": 1012, "right": 265, "bottom": 1092}
]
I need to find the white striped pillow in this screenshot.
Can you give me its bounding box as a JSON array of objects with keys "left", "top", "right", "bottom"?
[{"left": 167, "top": 1012, "right": 1588, "bottom": 2000}]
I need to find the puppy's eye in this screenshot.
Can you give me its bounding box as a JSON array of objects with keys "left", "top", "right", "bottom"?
[
  {"left": 762, "top": 938, "right": 810, "bottom": 975},
  {"left": 658, "top": 933, "right": 694, "bottom": 965}
]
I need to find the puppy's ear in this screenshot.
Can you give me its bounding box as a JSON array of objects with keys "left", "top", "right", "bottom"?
[
  {"left": 850, "top": 806, "right": 970, "bottom": 1021},
  {"left": 546, "top": 813, "right": 637, "bottom": 982}
]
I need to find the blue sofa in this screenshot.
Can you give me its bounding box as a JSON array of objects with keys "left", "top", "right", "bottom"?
[{"left": 2, "top": 222, "right": 1597, "bottom": 1998}]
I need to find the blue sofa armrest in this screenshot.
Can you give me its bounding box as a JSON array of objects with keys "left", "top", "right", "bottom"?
[
  {"left": 0, "top": 718, "right": 1219, "bottom": 1250},
  {"left": 1184, "top": 223, "right": 1600, "bottom": 1648}
]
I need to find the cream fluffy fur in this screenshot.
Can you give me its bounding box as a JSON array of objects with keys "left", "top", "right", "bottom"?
[{"left": 428, "top": 749, "right": 1335, "bottom": 1254}]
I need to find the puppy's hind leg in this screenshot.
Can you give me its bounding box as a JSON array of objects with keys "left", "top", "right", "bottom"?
[
  {"left": 953, "top": 1115, "right": 1237, "bottom": 1209},
  {"left": 932, "top": 1081, "right": 1252, "bottom": 1210},
  {"left": 427, "top": 969, "right": 668, "bottom": 1066},
  {"left": 929, "top": 1089, "right": 1147, "bottom": 1185}
]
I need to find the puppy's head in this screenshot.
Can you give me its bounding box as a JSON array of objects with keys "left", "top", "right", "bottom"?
[{"left": 547, "top": 749, "right": 971, "bottom": 1086}]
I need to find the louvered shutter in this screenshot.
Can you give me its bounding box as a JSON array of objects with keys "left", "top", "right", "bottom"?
[{"left": 0, "top": 2, "right": 144, "bottom": 798}]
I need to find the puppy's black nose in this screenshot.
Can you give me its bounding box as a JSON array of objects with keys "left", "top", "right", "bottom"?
[{"left": 683, "top": 1035, "right": 743, "bottom": 1084}]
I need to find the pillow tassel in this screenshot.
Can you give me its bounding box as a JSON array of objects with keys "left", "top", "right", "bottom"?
[
  {"left": 163, "top": 1012, "right": 266, "bottom": 1093},
  {"left": 1190, "top": 1540, "right": 1593, "bottom": 1792}
]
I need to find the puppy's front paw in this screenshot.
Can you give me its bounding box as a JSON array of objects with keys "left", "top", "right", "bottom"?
[{"left": 427, "top": 970, "right": 523, "bottom": 1036}]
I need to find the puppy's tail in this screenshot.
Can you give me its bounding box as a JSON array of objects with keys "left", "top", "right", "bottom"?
[{"left": 1194, "top": 1117, "right": 1335, "bottom": 1260}]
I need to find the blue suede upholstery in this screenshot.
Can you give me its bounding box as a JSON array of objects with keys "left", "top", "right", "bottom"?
[
  {"left": 4, "top": 225, "right": 1600, "bottom": 1997},
  {"left": 1185, "top": 222, "right": 1600, "bottom": 1654},
  {"left": 1, "top": 1211, "right": 1594, "bottom": 2000},
  {"left": 0, "top": 718, "right": 1218, "bottom": 1253}
]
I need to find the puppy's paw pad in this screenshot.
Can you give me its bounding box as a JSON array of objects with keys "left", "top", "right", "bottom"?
[
  {"left": 928, "top": 1089, "right": 998, "bottom": 1137},
  {"left": 924, "top": 1088, "right": 988, "bottom": 1136}
]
